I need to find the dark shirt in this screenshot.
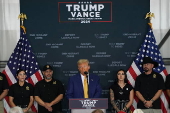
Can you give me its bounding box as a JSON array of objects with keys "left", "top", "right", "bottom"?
[
  {"left": 34, "top": 79, "right": 65, "bottom": 113},
  {"left": 165, "top": 74, "right": 170, "bottom": 108},
  {"left": 0, "top": 72, "right": 9, "bottom": 94},
  {"left": 165, "top": 74, "right": 170, "bottom": 89},
  {"left": 110, "top": 83, "right": 133, "bottom": 100},
  {"left": 8, "top": 82, "right": 33, "bottom": 106},
  {"left": 135, "top": 71, "right": 165, "bottom": 109}
]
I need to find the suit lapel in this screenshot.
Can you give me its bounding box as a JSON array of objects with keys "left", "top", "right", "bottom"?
[
  {"left": 88, "top": 74, "right": 94, "bottom": 97},
  {"left": 76, "top": 74, "right": 84, "bottom": 96}
]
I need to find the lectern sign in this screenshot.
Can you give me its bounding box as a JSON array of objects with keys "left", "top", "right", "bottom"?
[
  {"left": 80, "top": 99, "right": 98, "bottom": 108},
  {"left": 69, "top": 98, "right": 108, "bottom": 109}
]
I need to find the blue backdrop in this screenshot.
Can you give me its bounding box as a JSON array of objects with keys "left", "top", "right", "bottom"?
[{"left": 20, "top": 0, "right": 150, "bottom": 112}]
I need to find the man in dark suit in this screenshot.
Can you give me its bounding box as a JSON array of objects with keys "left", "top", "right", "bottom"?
[{"left": 66, "top": 59, "right": 102, "bottom": 98}]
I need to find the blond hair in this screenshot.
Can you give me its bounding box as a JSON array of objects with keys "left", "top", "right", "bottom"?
[
  {"left": 77, "top": 59, "right": 89, "bottom": 65},
  {"left": 92, "top": 109, "right": 104, "bottom": 113}
]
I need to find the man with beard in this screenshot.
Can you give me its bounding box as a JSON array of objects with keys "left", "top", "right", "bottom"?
[
  {"left": 34, "top": 65, "right": 65, "bottom": 113},
  {"left": 134, "top": 57, "right": 165, "bottom": 113}
]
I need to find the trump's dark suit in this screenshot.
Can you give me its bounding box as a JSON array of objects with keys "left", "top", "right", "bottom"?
[{"left": 66, "top": 73, "right": 102, "bottom": 98}]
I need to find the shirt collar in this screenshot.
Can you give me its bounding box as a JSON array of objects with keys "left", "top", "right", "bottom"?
[
  {"left": 43, "top": 78, "right": 54, "bottom": 83},
  {"left": 16, "top": 81, "right": 27, "bottom": 87},
  {"left": 144, "top": 71, "right": 154, "bottom": 76},
  {"left": 80, "top": 73, "right": 89, "bottom": 78}
]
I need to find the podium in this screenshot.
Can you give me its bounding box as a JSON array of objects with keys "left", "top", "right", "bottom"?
[{"left": 69, "top": 98, "right": 108, "bottom": 113}]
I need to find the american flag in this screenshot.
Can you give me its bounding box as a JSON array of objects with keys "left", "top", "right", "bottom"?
[
  {"left": 127, "top": 24, "right": 169, "bottom": 113},
  {"left": 2, "top": 26, "right": 43, "bottom": 113}
]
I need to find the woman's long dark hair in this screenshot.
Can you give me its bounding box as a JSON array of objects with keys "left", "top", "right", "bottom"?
[{"left": 114, "top": 69, "right": 128, "bottom": 84}]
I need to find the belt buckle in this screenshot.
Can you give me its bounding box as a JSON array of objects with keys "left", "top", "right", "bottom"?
[
  {"left": 17, "top": 105, "right": 27, "bottom": 108},
  {"left": 22, "top": 105, "right": 27, "bottom": 108}
]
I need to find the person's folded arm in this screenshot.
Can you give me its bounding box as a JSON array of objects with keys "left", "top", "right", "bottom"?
[
  {"left": 34, "top": 96, "right": 46, "bottom": 107},
  {"left": 49, "top": 94, "right": 63, "bottom": 106},
  {"left": 0, "top": 89, "right": 8, "bottom": 100},
  {"left": 24, "top": 96, "right": 34, "bottom": 112},
  {"left": 166, "top": 89, "right": 170, "bottom": 97},
  {"left": 9, "top": 96, "right": 16, "bottom": 107},
  {"left": 110, "top": 89, "right": 120, "bottom": 112},
  {"left": 122, "top": 89, "right": 134, "bottom": 111}
]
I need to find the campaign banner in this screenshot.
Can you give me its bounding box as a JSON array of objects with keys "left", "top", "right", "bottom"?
[{"left": 58, "top": 1, "right": 112, "bottom": 23}]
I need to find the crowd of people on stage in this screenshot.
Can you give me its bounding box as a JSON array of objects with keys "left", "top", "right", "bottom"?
[{"left": 0, "top": 57, "right": 170, "bottom": 113}]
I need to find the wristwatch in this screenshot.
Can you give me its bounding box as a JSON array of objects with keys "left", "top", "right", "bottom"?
[
  {"left": 150, "top": 99, "right": 154, "bottom": 103},
  {"left": 143, "top": 100, "right": 147, "bottom": 104}
]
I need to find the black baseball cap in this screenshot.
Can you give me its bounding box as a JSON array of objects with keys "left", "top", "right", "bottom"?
[{"left": 42, "top": 65, "right": 53, "bottom": 71}]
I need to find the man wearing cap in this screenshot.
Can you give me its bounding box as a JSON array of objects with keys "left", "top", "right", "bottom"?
[
  {"left": 66, "top": 59, "right": 102, "bottom": 98},
  {"left": 135, "top": 57, "right": 165, "bottom": 113},
  {"left": 34, "top": 65, "right": 65, "bottom": 113},
  {"left": 0, "top": 72, "right": 9, "bottom": 113}
]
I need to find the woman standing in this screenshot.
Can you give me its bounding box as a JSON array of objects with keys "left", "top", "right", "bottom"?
[
  {"left": 110, "top": 69, "right": 134, "bottom": 113},
  {"left": 8, "top": 69, "right": 34, "bottom": 113}
]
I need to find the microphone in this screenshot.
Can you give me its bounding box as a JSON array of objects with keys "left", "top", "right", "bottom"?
[
  {"left": 84, "top": 71, "right": 88, "bottom": 75},
  {"left": 84, "top": 71, "right": 88, "bottom": 84}
]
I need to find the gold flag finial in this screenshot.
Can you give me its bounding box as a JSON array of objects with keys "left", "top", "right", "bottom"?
[
  {"left": 145, "top": 12, "right": 155, "bottom": 20},
  {"left": 145, "top": 12, "right": 155, "bottom": 29},
  {"left": 18, "top": 13, "right": 27, "bottom": 26}
]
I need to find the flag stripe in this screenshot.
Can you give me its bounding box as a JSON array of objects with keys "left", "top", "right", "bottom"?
[
  {"left": 30, "top": 74, "right": 38, "bottom": 86},
  {"left": 128, "top": 66, "right": 137, "bottom": 81},
  {"left": 161, "top": 92, "right": 169, "bottom": 111},
  {"left": 127, "top": 70, "right": 135, "bottom": 87},
  {"left": 3, "top": 66, "right": 16, "bottom": 85},
  {"left": 35, "top": 70, "right": 43, "bottom": 81},
  {"left": 31, "top": 103, "right": 37, "bottom": 113},
  {"left": 131, "top": 61, "right": 141, "bottom": 76},
  {"left": 26, "top": 77, "right": 34, "bottom": 86},
  {"left": 3, "top": 97, "right": 10, "bottom": 113},
  {"left": 160, "top": 99, "right": 167, "bottom": 113}
]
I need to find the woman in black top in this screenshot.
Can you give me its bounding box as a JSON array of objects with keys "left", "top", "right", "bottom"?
[
  {"left": 8, "top": 69, "right": 34, "bottom": 113},
  {"left": 110, "top": 69, "right": 134, "bottom": 113}
]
